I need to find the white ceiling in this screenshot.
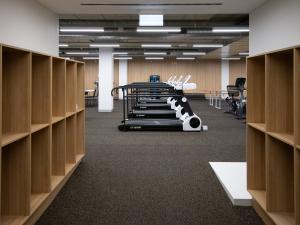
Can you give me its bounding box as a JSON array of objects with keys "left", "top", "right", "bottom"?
[{"left": 37, "top": 0, "right": 266, "bottom": 15}]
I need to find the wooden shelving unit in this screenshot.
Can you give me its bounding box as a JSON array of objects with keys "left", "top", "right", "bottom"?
[
  {"left": 247, "top": 46, "right": 300, "bottom": 225},
  {"left": 0, "top": 44, "right": 85, "bottom": 225}
]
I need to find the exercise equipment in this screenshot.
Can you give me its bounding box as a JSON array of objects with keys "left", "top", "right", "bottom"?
[{"left": 225, "top": 77, "right": 246, "bottom": 119}]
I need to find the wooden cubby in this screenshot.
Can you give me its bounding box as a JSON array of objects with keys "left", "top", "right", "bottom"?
[
  {"left": 51, "top": 120, "right": 66, "bottom": 177},
  {"left": 1, "top": 47, "right": 30, "bottom": 147},
  {"left": 52, "top": 58, "right": 66, "bottom": 122},
  {"left": 66, "top": 115, "right": 76, "bottom": 165},
  {"left": 247, "top": 46, "right": 300, "bottom": 225},
  {"left": 32, "top": 54, "right": 51, "bottom": 133},
  {"left": 0, "top": 44, "right": 85, "bottom": 225},
  {"left": 1, "top": 136, "right": 30, "bottom": 216},
  {"left": 76, "top": 111, "right": 85, "bottom": 157},
  {"left": 66, "top": 61, "right": 76, "bottom": 115},
  {"left": 77, "top": 63, "right": 85, "bottom": 111}
]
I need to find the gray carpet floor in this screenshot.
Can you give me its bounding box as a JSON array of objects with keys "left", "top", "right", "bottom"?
[{"left": 36, "top": 100, "right": 264, "bottom": 225}]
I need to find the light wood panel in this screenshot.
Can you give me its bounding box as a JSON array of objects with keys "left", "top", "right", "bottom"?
[
  {"left": 127, "top": 59, "right": 221, "bottom": 93},
  {"left": 84, "top": 60, "right": 120, "bottom": 90},
  {"left": 52, "top": 58, "right": 66, "bottom": 117},
  {"left": 229, "top": 59, "right": 246, "bottom": 85},
  {"left": 76, "top": 111, "right": 85, "bottom": 155},
  {"left": 77, "top": 64, "right": 85, "bottom": 110},
  {"left": 66, "top": 61, "right": 76, "bottom": 113}
]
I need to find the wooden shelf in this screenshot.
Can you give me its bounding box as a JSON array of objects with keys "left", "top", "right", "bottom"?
[
  {"left": 77, "top": 63, "right": 85, "bottom": 109},
  {"left": 77, "top": 108, "right": 85, "bottom": 113},
  {"left": 66, "top": 111, "right": 76, "bottom": 118},
  {"left": 31, "top": 123, "right": 49, "bottom": 133},
  {"left": 32, "top": 53, "right": 51, "bottom": 125},
  {"left": 1, "top": 132, "right": 30, "bottom": 147},
  {"left": 248, "top": 123, "right": 266, "bottom": 133},
  {"left": 0, "top": 44, "right": 85, "bottom": 225},
  {"left": 66, "top": 115, "right": 76, "bottom": 164},
  {"left": 52, "top": 120, "right": 66, "bottom": 176},
  {"left": 250, "top": 190, "right": 295, "bottom": 225},
  {"left": 76, "top": 111, "right": 85, "bottom": 155},
  {"left": 52, "top": 116, "right": 65, "bottom": 124},
  {"left": 52, "top": 58, "right": 66, "bottom": 117},
  {"left": 247, "top": 47, "right": 298, "bottom": 225},
  {"left": 2, "top": 46, "right": 30, "bottom": 138},
  {"left": 267, "top": 132, "right": 294, "bottom": 147},
  {"left": 66, "top": 61, "right": 76, "bottom": 113}
]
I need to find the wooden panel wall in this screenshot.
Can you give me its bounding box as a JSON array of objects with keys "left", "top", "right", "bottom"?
[
  {"left": 229, "top": 59, "right": 246, "bottom": 85},
  {"left": 84, "top": 60, "right": 119, "bottom": 90},
  {"left": 128, "top": 59, "right": 221, "bottom": 93}
]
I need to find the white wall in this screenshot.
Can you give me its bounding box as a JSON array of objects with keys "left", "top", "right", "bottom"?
[
  {"left": 0, "top": 0, "right": 58, "bottom": 56},
  {"left": 250, "top": 0, "right": 300, "bottom": 55},
  {"left": 221, "top": 60, "right": 229, "bottom": 92}
]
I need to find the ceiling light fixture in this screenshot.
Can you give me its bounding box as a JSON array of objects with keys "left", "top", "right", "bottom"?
[
  {"left": 113, "top": 52, "right": 128, "bottom": 55},
  {"left": 182, "top": 52, "right": 206, "bottom": 56},
  {"left": 222, "top": 57, "right": 241, "bottom": 60},
  {"left": 144, "top": 52, "right": 167, "bottom": 55},
  {"left": 90, "top": 44, "right": 120, "bottom": 47},
  {"left": 59, "top": 44, "right": 69, "bottom": 47},
  {"left": 145, "top": 57, "right": 164, "bottom": 60},
  {"left": 137, "top": 27, "right": 181, "bottom": 33},
  {"left": 65, "top": 52, "right": 90, "bottom": 55},
  {"left": 114, "top": 57, "right": 132, "bottom": 60},
  {"left": 83, "top": 57, "right": 99, "bottom": 60},
  {"left": 60, "top": 27, "right": 104, "bottom": 32},
  {"left": 176, "top": 57, "right": 195, "bottom": 60},
  {"left": 193, "top": 44, "right": 223, "bottom": 48},
  {"left": 213, "top": 27, "right": 250, "bottom": 33},
  {"left": 139, "top": 14, "right": 164, "bottom": 26},
  {"left": 142, "top": 44, "right": 172, "bottom": 48},
  {"left": 239, "top": 52, "right": 250, "bottom": 56}
]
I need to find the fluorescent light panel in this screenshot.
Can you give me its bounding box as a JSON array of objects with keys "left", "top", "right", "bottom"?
[
  {"left": 239, "top": 52, "right": 250, "bottom": 56},
  {"left": 182, "top": 52, "right": 206, "bottom": 56},
  {"left": 222, "top": 57, "right": 241, "bottom": 60},
  {"left": 142, "top": 44, "right": 171, "bottom": 48},
  {"left": 83, "top": 57, "right": 99, "bottom": 60},
  {"left": 60, "top": 27, "right": 104, "bottom": 32},
  {"left": 113, "top": 52, "right": 128, "bottom": 55},
  {"left": 176, "top": 57, "right": 195, "bottom": 60},
  {"left": 59, "top": 44, "right": 69, "bottom": 47},
  {"left": 115, "top": 57, "right": 132, "bottom": 60},
  {"left": 193, "top": 44, "right": 223, "bottom": 48},
  {"left": 90, "top": 44, "right": 120, "bottom": 47},
  {"left": 137, "top": 27, "right": 181, "bottom": 33},
  {"left": 66, "top": 52, "right": 90, "bottom": 55},
  {"left": 144, "top": 52, "right": 167, "bottom": 55},
  {"left": 145, "top": 57, "right": 164, "bottom": 60},
  {"left": 213, "top": 27, "right": 250, "bottom": 33},
  {"left": 139, "top": 14, "right": 163, "bottom": 26}
]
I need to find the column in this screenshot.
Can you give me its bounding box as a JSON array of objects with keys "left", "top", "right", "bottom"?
[
  {"left": 221, "top": 60, "right": 229, "bottom": 94},
  {"left": 118, "top": 59, "right": 128, "bottom": 100},
  {"left": 98, "top": 48, "right": 114, "bottom": 112}
]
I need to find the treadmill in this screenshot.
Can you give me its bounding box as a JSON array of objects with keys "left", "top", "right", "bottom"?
[{"left": 111, "top": 83, "right": 204, "bottom": 132}]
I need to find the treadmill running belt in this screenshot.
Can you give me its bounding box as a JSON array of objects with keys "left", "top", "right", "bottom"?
[
  {"left": 128, "top": 110, "right": 176, "bottom": 118},
  {"left": 122, "top": 119, "right": 183, "bottom": 131}
]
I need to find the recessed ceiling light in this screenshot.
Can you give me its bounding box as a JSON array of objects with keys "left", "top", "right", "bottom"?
[
  {"left": 83, "top": 57, "right": 99, "bottom": 60},
  {"left": 239, "top": 52, "right": 250, "bottom": 56},
  {"left": 193, "top": 44, "right": 223, "bottom": 48},
  {"left": 90, "top": 44, "right": 120, "bottom": 47},
  {"left": 144, "top": 52, "right": 167, "bottom": 55},
  {"left": 114, "top": 57, "right": 132, "bottom": 60},
  {"left": 222, "top": 57, "right": 241, "bottom": 60},
  {"left": 60, "top": 27, "right": 104, "bottom": 32},
  {"left": 137, "top": 27, "right": 181, "bottom": 33},
  {"left": 113, "top": 52, "right": 128, "bottom": 55},
  {"left": 182, "top": 52, "right": 206, "bottom": 56},
  {"left": 213, "top": 27, "right": 250, "bottom": 33},
  {"left": 142, "top": 44, "right": 172, "bottom": 48},
  {"left": 59, "top": 44, "right": 69, "bottom": 47},
  {"left": 176, "top": 57, "right": 195, "bottom": 60},
  {"left": 66, "top": 52, "right": 90, "bottom": 55},
  {"left": 139, "top": 14, "right": 164, "bottom": 26},
  {"left": 145, "top": 57, "right": 164, "bottom": 60}
]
